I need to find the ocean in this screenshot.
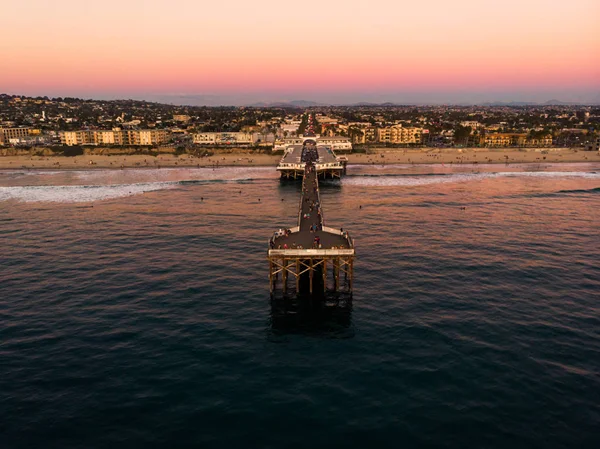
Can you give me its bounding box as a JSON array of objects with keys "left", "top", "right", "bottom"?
[{"left": 1, "top": 163, "right": 599, "bottom": 448}]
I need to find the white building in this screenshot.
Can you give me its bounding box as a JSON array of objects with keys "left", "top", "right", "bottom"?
[
  {"left": 192, "top": 132, "right": 255, "bottom": 145},
  {"left": 315, "top": 115, "right": 339, "bottom": 125},
  {"left": 281, "top": 120, "right": 302, "bottom": 134},
  {"left": 273, "top": 136, "right": 352, "bottom": 152},
  {"left": 461, "top": 121, "right": 481, "bottom": 129},
  {"left": 316, "top": 136, "right": 352, "bottom": 151}
]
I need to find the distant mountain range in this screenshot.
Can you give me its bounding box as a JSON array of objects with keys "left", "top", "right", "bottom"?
[
  {"left": 478, "top": 99, "right": 585, "bottom": 106},
  {"left": 247, "top": 99, "right": 597, "bottom": 108},
  {"left": 3, "top": 92, "right": 599, "bottom": 107}
]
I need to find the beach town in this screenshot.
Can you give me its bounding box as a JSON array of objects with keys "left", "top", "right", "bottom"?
[{"left": 1, "top": 93, "right": 599, "bottom": 170}]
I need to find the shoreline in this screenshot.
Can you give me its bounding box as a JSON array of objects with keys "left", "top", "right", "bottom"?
[{"left": 0, "top": 148, "right": 599, "bottom": 171}]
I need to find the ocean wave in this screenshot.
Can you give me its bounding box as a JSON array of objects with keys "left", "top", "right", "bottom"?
[
  {"left": 342, "top": 171, "right": 600, "bottom": 187},
  {"left": 0, "top": 182, "right": 177, "bottom": 203},
  {"left": 0, "top": 175, "right": 275, "bottom": 203},
  {"left": 557, "top": 187, "right": 600, "bottom": 194},
  {"left": 342, "top": 172, "right": 491, "bottom": 187}
]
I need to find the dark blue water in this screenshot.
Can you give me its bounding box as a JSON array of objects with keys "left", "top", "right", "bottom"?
[{"left": 1, "top": 164, "right": 599, "bottom": 449}]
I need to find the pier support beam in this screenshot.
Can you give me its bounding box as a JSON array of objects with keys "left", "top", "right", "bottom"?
[
  {"left": 269, "top": 259, "right": 274, "bottom": 294},
  {"left": 323, "top": 259, "right": 327, "bottom": 293},
  {"left": 296, "top": 259, "right": 300, "bottom": 293},
  {"left": 282, "top": 259, "right": 288, "bottom": 294},
  {"left": 334, "top": 258, "right": 340, "bottom": 292},
  {"left": 349, "top": 259, "right": 353, "bottom": 292},
  {"left": 309, "top": 258, "right": 314, "bottom": 295}
]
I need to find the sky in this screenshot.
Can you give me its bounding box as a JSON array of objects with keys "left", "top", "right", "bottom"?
[{"left": 1, "top": 0, "right": 599, "bottom": 105}]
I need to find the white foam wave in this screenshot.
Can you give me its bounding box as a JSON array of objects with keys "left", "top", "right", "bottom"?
[
  {"left": 0, "top": 182, "right": 176, "bottom": 203},
  {"left": 498, "top": 171, "right": 600, "bottom": 179},
  {"left": 342, "top": 171, "right": 600, "bottom": 187},
  {"left": 342, "top": 173, "right": 491, "bottom": 187}
]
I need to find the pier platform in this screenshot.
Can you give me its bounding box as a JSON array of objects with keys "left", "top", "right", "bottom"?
[{"left": 277, "top": 144, "right": 347, "bottom": 180}]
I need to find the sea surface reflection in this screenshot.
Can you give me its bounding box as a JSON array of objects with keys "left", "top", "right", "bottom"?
[{"left": 1, "top": 163, "right": 599, "bottom": 448}]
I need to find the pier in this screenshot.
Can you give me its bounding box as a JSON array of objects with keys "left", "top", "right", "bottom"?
[{"left": 268, "top": 140, "right": 355, "bottom": 297}]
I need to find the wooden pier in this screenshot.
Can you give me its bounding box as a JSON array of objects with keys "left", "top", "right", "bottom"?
[{"left": 268, "top": 141, "right": 355, "bottom": 297}]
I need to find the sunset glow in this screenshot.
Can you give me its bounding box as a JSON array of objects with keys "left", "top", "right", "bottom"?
[{"left": 2, "top": 0, "right": 599, "bottom": 103}]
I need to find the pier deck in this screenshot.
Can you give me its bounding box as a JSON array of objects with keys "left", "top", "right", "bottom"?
[{"left": 272, "top": 161, "right": 349, "bottom": 249}]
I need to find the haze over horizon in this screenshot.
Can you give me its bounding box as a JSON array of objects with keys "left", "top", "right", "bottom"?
[{"left": 2, "top": 0, "right": 599, "bottom": 106}]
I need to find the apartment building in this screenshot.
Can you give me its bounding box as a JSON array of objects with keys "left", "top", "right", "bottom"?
[
  {"left": 126, "top": 130, "right": 169, "bottom": 145},
  {"left": 60, "top": 129, "right": 169, "bottom": 146},
  {"left": 479, "top": 133, "right": 554, "bottom": 147},
  {"left": 480, "top": 133, "right": 527, "bottom": 147},
  {"left": 377, "top": 125, "right": 424, "bottom": 144},
  {"left": 0, "top": 127, "right": 41, "bottom": 144},
  {"left": 525, "top": 135, "right": 553, "bottom": 147},
  {"left": 347, "top": 126, "right": 377, "bottom": 144},
  {"left": 60, "top": 131, "right": 93, "bottom": 146}
]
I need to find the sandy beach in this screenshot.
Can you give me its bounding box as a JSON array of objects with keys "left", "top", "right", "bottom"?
[{"left": 0, "top": 148, "right": 598, "bottom": 170}]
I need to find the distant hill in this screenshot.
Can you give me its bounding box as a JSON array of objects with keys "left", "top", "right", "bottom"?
[
  {"left": 479, "top": 99, "right": 590, "bottom": 106},
  {"left": 543, "top": 99, "right": 579, "bottom": 105},
  {"left": 247, "top": 100, "right": 326, "bottom": 108}
]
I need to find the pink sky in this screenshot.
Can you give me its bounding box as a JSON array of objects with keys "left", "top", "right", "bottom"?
[{"left": 1, "top": 0, "right": 599, "bottom": 103}]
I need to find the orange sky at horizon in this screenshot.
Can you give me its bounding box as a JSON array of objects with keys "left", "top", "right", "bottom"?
[{"left": 1, "top": 0, "right": 599, "bottom": 102}]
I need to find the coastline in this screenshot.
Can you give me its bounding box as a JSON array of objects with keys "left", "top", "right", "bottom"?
[{"left": 0, "top": 148, "right": 599, "bottom": 170}]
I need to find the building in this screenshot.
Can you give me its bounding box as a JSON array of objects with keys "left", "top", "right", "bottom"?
[
  {"left": 585, "top": 136, "right": 600, "bottom": 152},
  {"left": 59, "top": 129, "right": 169, "bottom": 146},
  {"left": 525, "top": 135, "right": 553, "bottom": 147},
  {"left": 480, "top": 133, "right": 527, "bottom": 147},
  {"left": 60, "top": 131, "right": 92, "bottom": 146},
  {"left": 377, "top": 125, "right": 424, "bottom": 144},
  {"left": 273, "top": 136, "right": 352, "bottom": 152},
  {"left": 460, "top": 121, "right": 482, "bottom": 129},
  {"left": 479, "top": 133, "right": 551, "bottom": 147},
  {"left": 316, "top": 136, "right": 352, "bottom": 151},
  {"left": 127, "top": 130, "right": 169, "bottom": 145},
  {"left": 0, "top": 127, "right": 41, "bottom": 145},
  {"left": 192, "top": 132, "right": 254, "bottom": 145},
  {"left": 173, "top": 115, "right": 191, "bottom": 123},
  {"left": 348, "top": 126, "right": 377, "bottom": 144},
  {"left": 95, "top": 130, "right": 122, "bottom": 145},
  {"left": 281, "top": 120, "right": 302, "bottom": 135},
  {"left": 315, "top": 115, "right": 339, "bottom": 125},
  {"left": 273, "top": 137, "right": 305, "bottom": 151}
]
